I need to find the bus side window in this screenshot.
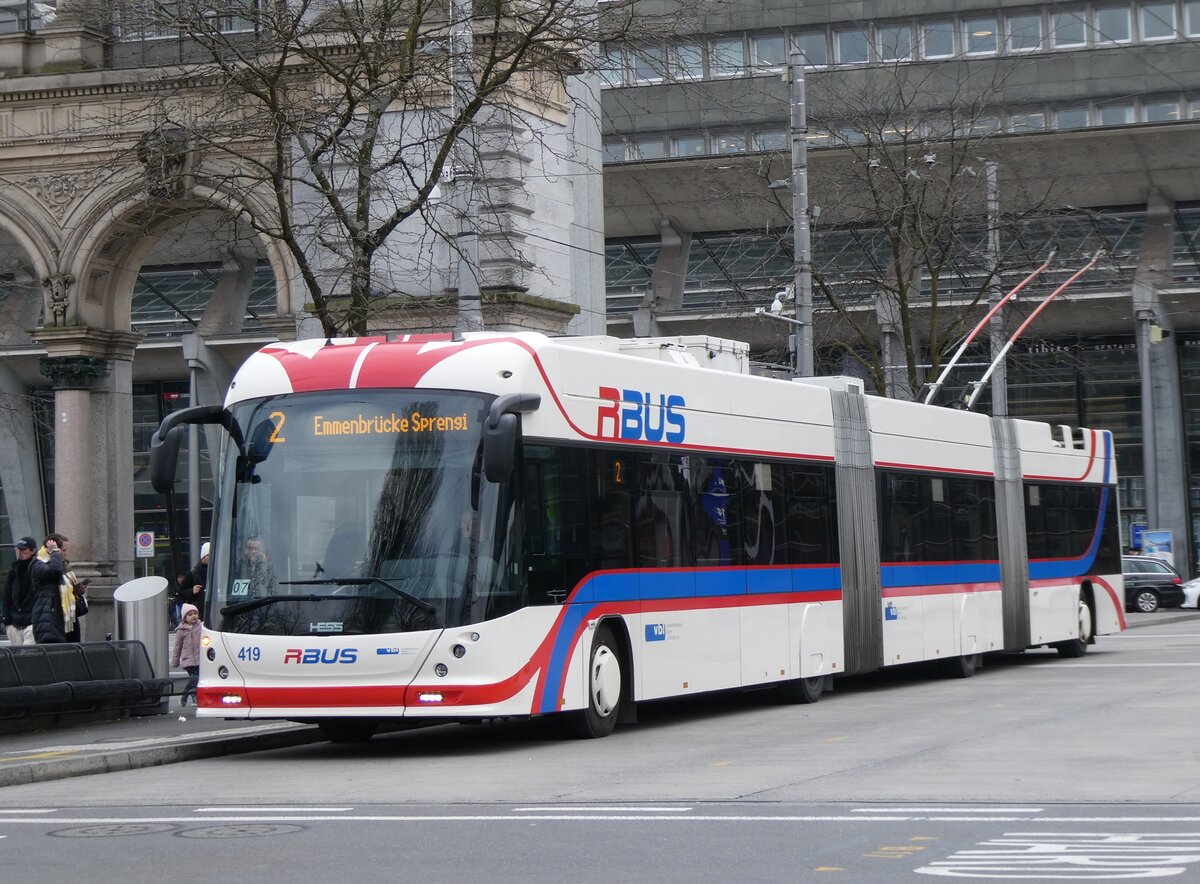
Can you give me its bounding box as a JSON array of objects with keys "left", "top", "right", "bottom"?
[
  {"left": 634, "top": 451, "right": 692, "bottom": 568},
  {"left": 591, "top": 450, "right": 633, "bottom": 570},
  {"left": 694, "top": 457, "right": 741, "bottom": 567},
  {"left": 522, "top": 444, "right": 591, "bottom": 604}
]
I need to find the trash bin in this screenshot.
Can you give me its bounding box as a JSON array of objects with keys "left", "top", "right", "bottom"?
[{"left": 113, "top": 575, "right": 170, "bottom": 685}]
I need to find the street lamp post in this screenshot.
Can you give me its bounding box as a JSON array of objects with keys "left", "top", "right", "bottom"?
[
  {"left": 450, "top": 0, "right": 481, "bottom": 333},
  {"left": 786, "top": 46, "right": 814, "bottom": 377}
]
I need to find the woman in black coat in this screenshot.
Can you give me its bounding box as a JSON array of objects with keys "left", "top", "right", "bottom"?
[{"left": 29, "top": 533, "right": 72, "bottom": 644}]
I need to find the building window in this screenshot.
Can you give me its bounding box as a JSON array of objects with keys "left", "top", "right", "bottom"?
[
  {"left": 751, "top": 33, "right": 787, "bottom": 70},
  {"left": 835, "top": 28, "right": 870, "bottom": 63},
  {"left": 1142, "top": 99, "right": 1180, "bottom": 121},
  {"left": 877, "top": 25, "right": 913, "bottom": 62},
  {"left": 1007, "top": 12, "right": 1043, "bottom": 51},
  {"left": 1099, "top": 103, "right": 1134, "bottom": 125},
  {"left": 754, "top": 130, "right": 788, "bottom": 151},
  {"left": 1008, "top": 111, "right": 1046, "bottom": 132},
  {"left": 633, "top": 137, "right": 666, "bottom": 160},
  {"left": 631, "top": 45, "right": 666, "bottom": 83},
  {"left": 602, "top": 140, "right": 627, "bottom": 164},
  {"left": 1191, "top": 99, "right": 1200, "bottom": 119},
  {"left": 714, "top": 133, "right": 748, "bottom": 154},
  {"left": 1093, "top": 4, "right": 1133, "bottom": 42},
  {"left": 971, "top": 116, "right": 1001, "bottom": 136},
  {"left": 1051, "top": 9, "right": 1087, "bottom": 46},
  {"left": 1056, "top": 106, "right": 1090, "bottom": 129},
  {"left": 671, "top": 134, "right": 707, "bottom": 157},
  {"left": 1139, "top": 1, "right": 1177, "bottom": 39},
  {"left": 806, "top": 130, "right": 832, "bottom": 149},
  {"left": 922, "top": 21, "right": 956, "bottom": 58},
  {"left": 964, "top": 17, "right": 998, "bottom": 54},
  {"left": 600, "top": 48, "right": 625, "bottom": 87},
  {"left": 711, "top": 37, "right": 745, "bottom": 77},
  {"left": 1187, "top": 0, "right": 1200, "bottom": 35},
  {"left": 671, "top": 42, "right": 704, "bottom": 80},
  {"left": 792, "top": 30, "right": 828, "bottom": 66}
]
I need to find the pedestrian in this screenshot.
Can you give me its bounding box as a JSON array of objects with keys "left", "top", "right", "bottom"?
[
  {"left": 171, "top": 602, "right": 202, "bottom": 707},
  {"left": 29, "top": 533, "right": 87, "bottom": 644},
  {"left": 2, "top": 536, "right": 38, "bottom": 645},
  {"left": 179, "top": 541, "right": 210, "bottom": 613}
]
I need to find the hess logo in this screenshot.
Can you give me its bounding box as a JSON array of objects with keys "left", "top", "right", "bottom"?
[
  {"left": 597, "top": 387, "right": 686, "bottom": 444},
  {"left": 283, "top": 648, "right": 359, "bottom": 664}
]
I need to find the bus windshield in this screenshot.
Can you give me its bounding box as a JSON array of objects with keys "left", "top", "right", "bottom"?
[{"left": 211, "top": 390, "right": 521, "bottom": 635}]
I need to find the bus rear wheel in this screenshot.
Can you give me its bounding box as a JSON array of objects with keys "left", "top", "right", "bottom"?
[
  {"left": 939, "top": 653, "right": 980, "bottom": 679},
  {"left": 777, "top": 675, "right": 823, "bottom": 704},
  {"left": 1055, "top": 596, "right": 1093, "bottom": 658},
  {"left": 567, "top": 625, "right": 623, "bottom": 739},
  {"left": 318, "top": 718, "right": 378, "bottom": 743}
]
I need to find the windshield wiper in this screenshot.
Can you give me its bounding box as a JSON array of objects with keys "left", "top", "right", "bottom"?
[
  {"left": 278, "top": 577, "right": 441, "bottom": 625},
  {"left": 220, "top": 593, "right": 329, "bottom": 617}
]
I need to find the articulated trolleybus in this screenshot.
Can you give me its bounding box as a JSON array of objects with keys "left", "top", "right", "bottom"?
[{"left": 150, "top": 332, "right": 1122, "bottom": 742}]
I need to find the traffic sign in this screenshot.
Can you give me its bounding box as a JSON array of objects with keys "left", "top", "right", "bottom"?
[{"left": 135, "top": 530, "right": 156, "bottom": 559}]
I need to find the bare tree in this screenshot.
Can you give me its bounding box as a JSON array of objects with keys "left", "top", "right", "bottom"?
[
  {"left": 796, "top": 60, "right": 1072, "bottom": 400},
  {"left": 88, "top": 0, "right": 668, "bottom": 337}
]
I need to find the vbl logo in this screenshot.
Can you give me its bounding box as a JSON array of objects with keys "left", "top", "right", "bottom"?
[
  {"left": 597, "top": 387, "right": 686, "bottom": 444},
  {"left": 284, "top": 648, "right": 359, "bottom": 664}
]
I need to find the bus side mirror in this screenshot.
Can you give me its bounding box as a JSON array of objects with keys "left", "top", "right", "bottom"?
[
  {"left": 481, "top": 393, "right": 541, "bottom": 483},
  {"left": 149, "top": 425, "right": 185, "bottom": 493},
  {"left": 148, "top": 404, "right": 234, "bottom": 493},
  {"left": 483, "top": 413, "right": 518, "bottom": 483}
]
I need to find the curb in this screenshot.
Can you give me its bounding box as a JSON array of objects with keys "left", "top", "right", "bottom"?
[{"left": 0, "top": 723, "right": 327, "bottom": 789}]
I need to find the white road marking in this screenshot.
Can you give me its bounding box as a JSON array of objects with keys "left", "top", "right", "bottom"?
[
  {"left": 193, "top": 807, "right": 353, "bottom": 813},
  {"left": 0, "top": 809, "right": 56, "bottom": 814},
  {"left": 1, "top": 814, "right": 1200, "bottom": 824},
  {"left": 512, "top": 806, "right": 692, "bottom": 813},
  {"left": 853, "top": 808, "right": 1044, "bottom": 814},
  {"left": 917, "top": 832, "right": 1200, "bottom": 879}
]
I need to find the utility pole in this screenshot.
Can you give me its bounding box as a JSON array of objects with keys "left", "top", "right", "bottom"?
[
  {"left": 985, "top": 159, "right": 1007, "bottom": 415},
  {"left": 786, "top": 46, "right": 813, "bottom": 376},
  {"left": 451, "top": 0, "right": 481, "bottom": 333}
]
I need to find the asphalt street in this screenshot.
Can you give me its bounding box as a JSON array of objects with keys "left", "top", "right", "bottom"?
[{"left": 0, "top": 608, "right": 1196, "bottom": 789}]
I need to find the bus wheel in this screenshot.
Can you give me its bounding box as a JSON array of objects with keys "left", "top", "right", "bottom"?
[
  {"left": 317, "top": 718, "right": 378, "bottom": 743},
  {"left": 777, "top": 676, "right": 823, "bottom": 704},
  {"left": 568, "top": 625, "right": 623, "bottom": 739},
  {"left": 939, "top": 653, "right": 979, "bottom": 679},
  {"left": 1055, "top": 597, "right": 1093, "bottom": 658}
]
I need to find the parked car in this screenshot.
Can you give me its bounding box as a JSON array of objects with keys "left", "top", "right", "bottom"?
[
  {"left": 1122, "top": 556, "right": 1185, "bottom": 613},
  {"left": 1181, "top": 577, "right": 1200, "bottom": 610}
]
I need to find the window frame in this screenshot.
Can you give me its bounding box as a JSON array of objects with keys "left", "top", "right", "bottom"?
[
  {"left": 921, "top": 20, "right": 957, "bottom": 58},
  {"left": 1050, "top": 8, "right": 1088, "bottom": 47},
  {"left": 1006, "top": 11, "right": 1044, "bottom": 52},
  {"left": 1092, "top": 4, "right": 1133, "bottom": 43},
  {"left": 876, "top": 24, "right": 914, "bottom": 62},
  {"left": 963, "top": 16, "right": 999, "bottom": 55},
  {"left": 834, "top": 27, "right": 871, "bottom": 64},
  {"left": 1138, "top": 0, "right": 1178, "bottom": 40}
]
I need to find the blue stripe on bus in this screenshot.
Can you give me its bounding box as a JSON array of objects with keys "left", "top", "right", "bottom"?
[{"left": 539, "top": 565, "right": 843, "bottom": 714}]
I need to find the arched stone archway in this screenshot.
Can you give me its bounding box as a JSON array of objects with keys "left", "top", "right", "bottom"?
[{"left": 22, "top": 177, "right": 300, "bottom": 641}]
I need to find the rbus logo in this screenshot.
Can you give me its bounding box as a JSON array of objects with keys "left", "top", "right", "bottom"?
[
  {"left": 283, "top": 648, "right": 359, "bottom": 664},
  {"left": 597, "top": 386, "right": 686, "bottom": 444}
]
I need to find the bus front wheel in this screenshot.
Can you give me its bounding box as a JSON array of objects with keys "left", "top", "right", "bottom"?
[{"left": 568, "top": 625, "right": 623, "bottom": 739}]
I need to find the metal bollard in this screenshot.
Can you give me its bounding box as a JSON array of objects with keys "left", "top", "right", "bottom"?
[{"left": 113, "top": 576, "right": 170, "bottom": 713}]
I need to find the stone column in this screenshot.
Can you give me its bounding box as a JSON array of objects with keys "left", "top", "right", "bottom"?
[{"left": 34, "top": 328, "right": 141, "bottom": 643}]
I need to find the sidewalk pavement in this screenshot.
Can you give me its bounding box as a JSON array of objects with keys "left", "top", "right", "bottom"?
[{"left": 1, "top": 608, "right": 1197, "bottom": 788}]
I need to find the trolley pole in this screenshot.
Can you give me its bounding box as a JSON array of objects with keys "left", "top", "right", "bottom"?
[{"left": 985, "top": 160, "right": 1007, "bottom": 416}]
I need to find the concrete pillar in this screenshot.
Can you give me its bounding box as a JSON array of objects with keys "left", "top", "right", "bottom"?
[
  {"left": 34, "top": 328, "right": 141, "bottom": 643},
  {"left": 1132, "top": 190, "right": 1191, "bottom": 576}
]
